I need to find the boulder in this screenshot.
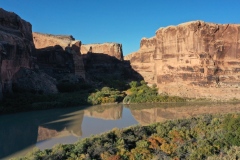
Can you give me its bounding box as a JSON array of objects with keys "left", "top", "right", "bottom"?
[{"left": 125, "top": 21, "right": 240, "bottom": 100}]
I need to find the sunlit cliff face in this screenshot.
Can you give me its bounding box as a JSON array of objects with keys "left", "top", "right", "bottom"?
[{"left": 125, "top": 21, "right": 240, "bottom": 100}]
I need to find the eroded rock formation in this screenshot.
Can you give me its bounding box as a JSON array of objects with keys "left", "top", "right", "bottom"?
[
  {"left": 32, "top": 33, "right": 141, "bottom": 89},
  {"left": 81, "top": 43, "right": 142, "bottom": 88},
  {"left": 81, "top": 43, "right": 123, "bottom": 61},
  {"left": 33, "top": 32, "right": 75, "bottom": 49},
  {"left": 0, "top": 8, "right": 35, "bottom": 96},
  {"left": 33, "top": 32, "right": 85, "bottom": 80},
  {"left": 125, "top": 21, "right": 240, "bottom": 100},
  {"left": 124, "top": 37, "right": 156, "bottom": 84}
]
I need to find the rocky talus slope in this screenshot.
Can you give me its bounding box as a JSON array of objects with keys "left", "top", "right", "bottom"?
[{"left": 125, "top": 21, "right": 240, "bottom": 100}]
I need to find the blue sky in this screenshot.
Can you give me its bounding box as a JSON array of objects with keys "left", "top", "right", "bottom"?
[{"left": 1, "top": 0, "right": 240, "bottom": 55}]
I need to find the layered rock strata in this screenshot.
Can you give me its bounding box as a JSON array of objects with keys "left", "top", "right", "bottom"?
[
  {"left": 81, "top": 43, "right": 123, "bottom": 61},
  {"left": 0, "top": 8, "right": 35, "bottom": 96},
  {"left": 33, "top": 33, "right": 140, "bottom": 88},
  {"left": 33, "top": 32, "right": 85, "bottom": 79},
  {"left": 125, "top": 21, "right": 240, "bottom": 100},
  {"left": 80, "top": 42, "right": 141, "bottom": 87},
  {"left": 125, "top": 37, "right": 156, "bottom": 84}
]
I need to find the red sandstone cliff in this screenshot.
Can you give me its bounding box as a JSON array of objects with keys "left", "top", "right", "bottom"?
[
  {"left": 0, "top": 8, "right": 35, "bottom": 96},
  {"left": 33, "top": 32, "right": 85, "bottom": 79},
  {"left": 81, "top": 43, "right": 123, "bottom": 61},
  {"left": 33, "top": 32, "right": 75, "bottom": 49},
  {"left": 80, "top": 42, "right": 139, "bottom": 87},
  {"left": 125, "top": 21, "right": 240, "bottom": 100},
  {"left": 32, "top": 33, "right": 124, "bottom": 80},
  {"left": 33, "top": 33, "right": 139, "bottom": 88}
]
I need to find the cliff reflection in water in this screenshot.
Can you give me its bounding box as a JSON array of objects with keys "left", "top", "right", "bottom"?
[
  {"left": 38, "top": 105, "right": 122, "bottom": 141},
  {"left": 0, "top": 105, "right": 123, "bottom": 159},
  {"left": 128, "top": 103, "right": 240, "bottom": 125},
  {"left": 1, "top": 103, "right": 240, "bottom": 159}
]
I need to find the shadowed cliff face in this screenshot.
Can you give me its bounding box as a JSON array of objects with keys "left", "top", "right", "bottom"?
[
  {"left": 33, "top": 32, "right": 85, "bottom": 80},
  {"left": 0, "top": 8, "right": 35, "bottom": 96},
  {"left": 33, "top": 32, "right": 141, "bottom": 88},
  {"left": 125, "top": 21, "right": 240, "bottom": 100},
  {"left": 83, "top": 52, "right": 143, "bottom": 90}
]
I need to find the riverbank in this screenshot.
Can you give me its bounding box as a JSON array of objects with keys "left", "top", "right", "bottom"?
[
  {"left": 12, "top": 113, "right": 240, "bottom": 160},
  {"left": 0, "top": 81, "right": 185, "bottom": 115},
  {"left": 1, "top": 80, "right": 239, "bottom": 115}
]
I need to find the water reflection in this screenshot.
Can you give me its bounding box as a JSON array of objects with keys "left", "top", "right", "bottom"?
[
  {"left": 0, "top": 105, "right": 129, "bottom": 159},
  {"left": 128, "top": 102, "right": 240, "bottom": 125},
  {"left": 1, "top": 102, "right": 240, "bottom": 159}
]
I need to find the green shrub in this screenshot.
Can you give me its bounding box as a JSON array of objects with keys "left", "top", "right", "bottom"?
[
  {"left": 124, "top": 81, "right": 186, "bottom": 103},
  {"left": 87, "top": 87, "right": 125, "bottom": 105},
  {"left": 15, "top": 113, "right": 240, "bottom": 160}
]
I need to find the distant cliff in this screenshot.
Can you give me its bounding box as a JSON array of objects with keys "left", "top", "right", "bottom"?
[
  {"left": 125, "top": 21, "right": 240, "bottom": 100},
  {"left": 33, "top": 32, "right": 85, "bottom": 80},
  {"left": 33, "top": 32, "right": 75, "bottom": 49},
  {"left": 32, "top": 32, "right": 138, "bottom": 87},
  {"left": 81, "top": 43, "right": 123, "bottom": 61}
]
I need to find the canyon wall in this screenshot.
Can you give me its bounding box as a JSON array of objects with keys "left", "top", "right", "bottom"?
[
  {"left": 33, "top": 32, "right": 75, "bottom": 49},
  {"left": 32, "top": 33, "right": 129, "bottom": 84},
  {"left": 81, "top": 43, "right": 123, "bottom": 61},
  {"left": 124, "top": 37, "right": 156, "bottom": 84},
  {"left": 0, "top": 8, "right": 35, "bottom": 96},
  {"left": 125, "top": 21, "right": 240, "bottom": 100},
  {"left": 33, "top": 32, "right": 85, "bottom": 79},
  {"left": 81, "top": 42, "right": 141, "bottom": 87},
  {"left": 33, "top": 33, "right": 140, "bottom": 88}
]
